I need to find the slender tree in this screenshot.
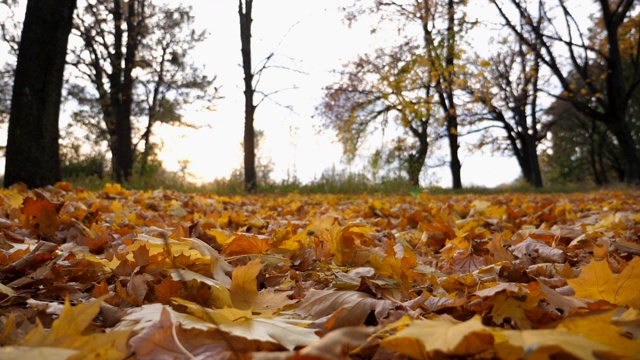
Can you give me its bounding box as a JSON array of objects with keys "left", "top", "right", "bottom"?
[
  {"left": 134, "top": 6, "right": 218, "bottom": 176},
  {"left": 317, "top": 43, "right": 437, "bottom": 186},
  {"left": 423, "top": 0, "right": 465, "bottom": 189},
  {"left": 69, "top": 1, "right": 216, "bottom": 182},
  {"left": 467, "top": 31, "right": 546, "bottom": 188},
  {"left": 70, "top": 0, "right": 145, "bottom": 183},
  {"left": 4, "top": 0, "right": 76, "bottom": 188},
  {"left": 344, "top": 0, "right": 472, "bottom": 189},
  {"left": 239, "top": 0, "right": 257, "bottom": 192}
]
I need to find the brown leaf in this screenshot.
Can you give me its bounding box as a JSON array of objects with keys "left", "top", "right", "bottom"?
[
  {"left": 510, "top": 238, "right": 566, "bottom": 263},
  {"left": 296, "top": 289, "right": 394, "bottom": 330},
  {"left": 297, "top": 326, "right": 374, "bottom": 360},
  {"left": 129, "top": 306, "right": 245, "bottom": 360},
  {"left": 21, "top": 196, "right": 62, "bottom": 237}
]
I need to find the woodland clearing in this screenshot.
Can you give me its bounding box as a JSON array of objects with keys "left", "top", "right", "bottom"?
[{"left": 1, "top": 183, "right": 640, "bottom": 359}]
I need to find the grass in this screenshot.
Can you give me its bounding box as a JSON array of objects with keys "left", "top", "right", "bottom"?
[{"left": 59, "top": 168, "right": 627, "bottom": 196}]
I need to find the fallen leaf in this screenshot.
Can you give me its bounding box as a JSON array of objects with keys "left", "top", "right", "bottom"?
[
  {"left": 495, "top": 328, "right": 612, "bottom": 360},
  {"left": 219, "top": 316, "right": 320, "bottom": 351},
  {"left": 21, "top": 196, "right": 62, "bottom": 237},
  {"left": 129, "top": 306, "right": 244, "bottom": 360},
  {"left": 555, "top": 309, "right": 640, "bottom": 358},
  {"left": 222, "top": 233, "right": 272, "bottom": 256},
  {"left": 381, "top": 315, "right": 494, "bottom": 358},
  {"left": 20, "top": 297, "right": 131, "bottom": 360},
  {"left": 510, "top": 238, "right": 566, "bottom": 263},
  {"left": 230, "top": 258, "right": 263, "bottom": 310},
  {"left": 0, "top": 346, "right": 78, "bottom": 360},
  {"left": 566, "top": 257, "right": 640, "bottom": 307},
  {"left": 296, "top": 326, "right": 373, "bottom": 360},
  {"left": 296, "top": 289, "right": 394, "bottom": 329}
]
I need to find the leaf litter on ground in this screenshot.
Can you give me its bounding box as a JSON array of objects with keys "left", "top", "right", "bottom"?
[{"left": 1, "top": 182, "right": 640, "bottom": 359}]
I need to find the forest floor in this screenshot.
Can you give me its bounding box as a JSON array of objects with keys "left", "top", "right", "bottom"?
[{"left": 1, "top": 183, "right": 639, "bottom": 359}]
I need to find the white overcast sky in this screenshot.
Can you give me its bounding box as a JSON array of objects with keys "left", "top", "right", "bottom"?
[{"left": 1, "top": 0, "right": 525, "bottom": 188}]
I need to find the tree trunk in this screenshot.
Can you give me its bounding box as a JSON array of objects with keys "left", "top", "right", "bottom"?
[
  {"left": 407, "top": 129, "right": 428, "bottom": 187},
  {"left": 4, "top": 0, "right": 76, "bottom": 188},
  {"left": 444, "top": 0, "right": 461, "bottom": 190},
  {"left": 446, "top": 114, "right": 462, "bottom": 189},
  {"left": 422, "top": 0, "right": 462, "bottom": 190},
  {"left": 600, "top": 0, "right": 640, "bottom": 184},
  {"left": 524, "top": 135, "right": 542, "bottom": 188},
  {"left": 239, "top": 0, "right": 257, "bottom": 192},
  {"left": 106, "top": 0, "right": 141, "bottom": 183},
  {"left": 608, "top": 116, "right": 640, "bottom": 182}
]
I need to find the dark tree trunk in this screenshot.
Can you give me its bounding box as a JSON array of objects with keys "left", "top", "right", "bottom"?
[
  {"left": 446, "top": 114, "right": 462, "bottom": 189},
  {"left": 108, "top": 0, "right": 139, "bottom": 183},
  {"left": 524, "top": 135, "right": 542, "bottom": 187},
  {"left": 444, "top": 0, "right": 462, "bottom": 190},
  {"left": 526, "top": 47, "right": 543, "bottom": 188},
  {"left": 422, "top": 0, "right": 462, "bottom": 190},
  {"left": 4, "top": 0, "right": 76, "bottom": 188},
  {"left": 407, "top": 126, "right": 429, "bottom": 187},
  {"left": 239, "top": 0, "right": 257, "bottom": 193},
  {"left": 587, "top": 118, "right": 604, "bottom": 186},
  {"left": 599, "top": 0, "right": 640, "bottom": 184},
  {"left": 507, "top": 128, "right": 530, "bottom": 183}
]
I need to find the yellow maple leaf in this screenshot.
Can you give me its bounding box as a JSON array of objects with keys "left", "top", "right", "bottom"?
[
  {"left": 167, "top": 268, "right": 232, "bottom": 308},
  {"left": 555, "top": 309, "right": 640, "bottom": 358},
  {"left": 381, "top": 315, "right": 494, "bottom": 358},
  {"left": 494, "top": 328, "right": 612, "bottom": 360},
  {"left": 567, "top": 257, "right": 640, "bottom": 307},
  {"left": 218, "top": 315, "right": 319, "bottom": 351},
  {"left": 231, "top": 258, "right": 263, "bottom": 310},
  {"left": 0, "top": 346, "right": 78, "bottom": 360},
  {"left": 487, "top": 293, "right": 536, "bottom": 329},
  {"left": 171, "top": 297, "right": 252, "bottom": 325},
  {"left": 20, "top": 297, "right": 131, "bottom": 360},
  {"left": 170, "top": 297, "right": 318, "bottom": 350},
  {"left": 103, "top": 183, "right": 129, "bottom": 197},
  {"left": 326, "top": 222, "right": 374, "bottom": 267}
]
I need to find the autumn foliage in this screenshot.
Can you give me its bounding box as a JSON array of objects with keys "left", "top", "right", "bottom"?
[{"left": 1, "top": 183, "right": 640, "bottom": 359}]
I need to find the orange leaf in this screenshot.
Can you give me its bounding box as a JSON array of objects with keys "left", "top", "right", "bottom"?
[
  {"left": 21, "top": 197, "right": 61, "bottom": 236},
  {"left": 222, "top": 233, "right": 272, "bottom": 256},
  {"left": 154, "top": 277, "right": 184, "bottom": 304}
]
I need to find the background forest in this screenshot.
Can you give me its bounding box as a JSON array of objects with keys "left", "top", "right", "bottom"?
[{"left": 0, "top": 0, "right": 638, "bottom": 193}]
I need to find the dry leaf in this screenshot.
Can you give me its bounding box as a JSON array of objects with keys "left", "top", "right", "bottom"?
[
  {"left": 381, "top": 315, "right": 494, "bottom": 358},
  {"left": 567, "top": 257, "right": 640, "bottom": 307}
]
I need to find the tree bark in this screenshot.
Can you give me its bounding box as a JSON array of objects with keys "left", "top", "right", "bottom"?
[
  {"left": 405, "top": 119, "right": 430, "bottom": 187},
  {"left": 444, "top": 0, "right": 461, "bottom": 190},
  {"left": 109, "top": 0, "right": 140, "bottom": 183},
  {"left": 239, "top": 0, "right": 257, "bottom": 192},
  {"left": 4, "top": 0, "right": 76, "bottom": 188}
]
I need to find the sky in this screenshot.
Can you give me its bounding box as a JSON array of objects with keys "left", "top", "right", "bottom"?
[
  {"left": 0, "top": 0, "right": 523, "bottom": 188},
  {"left": 151, "top": 0, "right": 522, "bottom": 188}
]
